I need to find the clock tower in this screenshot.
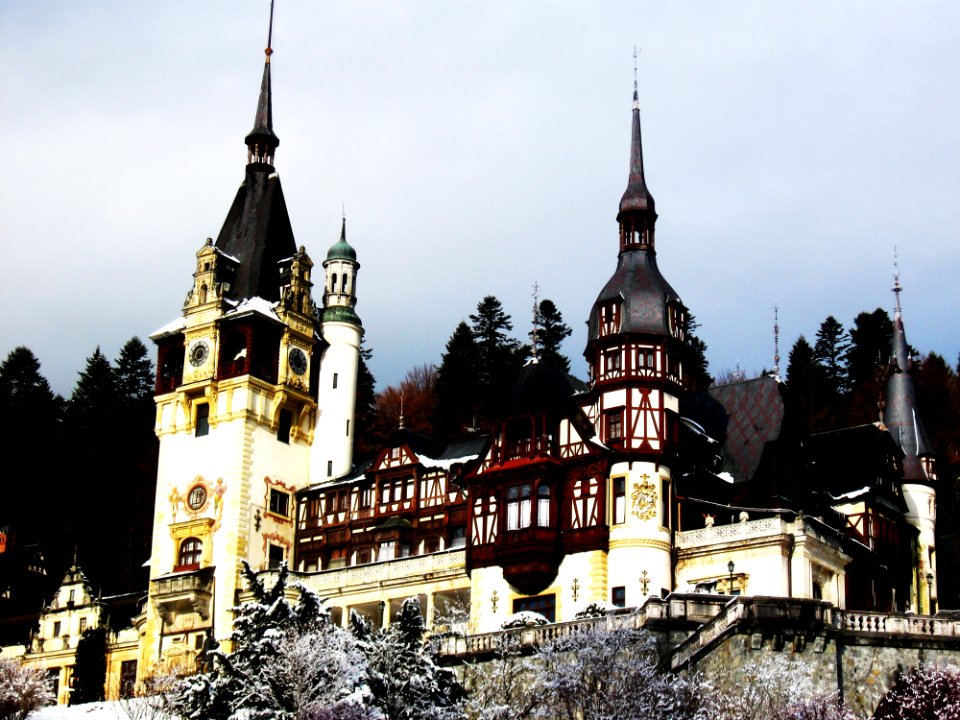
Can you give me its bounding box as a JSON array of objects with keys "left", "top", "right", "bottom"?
[{"left": 140, "top": 24, "right": 351, "bottom": 673}]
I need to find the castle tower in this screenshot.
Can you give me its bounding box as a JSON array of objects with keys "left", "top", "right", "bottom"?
[
  {"left": 141, "top": 23, "right": 323, "bottom": 672},
  {"left": 582, "top": 83, "right": 687, "bottom": 605},
  {"left": 311, "top": 218, "right": 363, "bottom": 481},
  {"left": 883, "top": 276, "right": 938, "bottom": 612}
]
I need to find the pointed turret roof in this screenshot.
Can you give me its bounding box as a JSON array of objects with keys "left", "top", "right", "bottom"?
[
  {"left": 587, "top": 86, "right": 680, "bottom": 343},
  {"left": 244, "top": 49, "right": 280, "bottom": 158},
  {"left": 327, "top": 217, "right": 357, "bottom": 261},
  {"left": 883, "top": 278, "right": 934, "bottom": 482},
  {"left": 617, "top": 88, "right": 656, "bottom": 221},
  {"left": 213, "top": 22, "right": 296, "bottom": 303}
]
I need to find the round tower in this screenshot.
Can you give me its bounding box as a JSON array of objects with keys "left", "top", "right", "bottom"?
[
  {"left": 582, "top": 84, "right": 687, "bottom": 606},
  {"left": 884, "top": 275, "right": 938, "bottom": 612},
  {"left": 311, "top": 218, "right": 363, "bottom": 481}
]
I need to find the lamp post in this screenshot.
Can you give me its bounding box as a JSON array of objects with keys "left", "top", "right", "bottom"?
[
  {"left": 927, "top": 572, "right": 935, "bottom": 615},
  {"left": 727, "top": 560, "right": 735, "bottom": 596}
]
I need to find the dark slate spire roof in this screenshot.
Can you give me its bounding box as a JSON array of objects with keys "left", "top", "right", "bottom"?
[
  {"left": 587, "top": 249, "right": 681, "bottom": 339},
  {"left": 244, "top": 50, "right": 280, "bottom": 160},
  {"left": 586, "top": 87, "right": 681, "bottom": 342},
  {"left": 618, "top": 88, "right": 656, "bottom": 221},
  {"left": 883, "top": 280, "right": 934, "bottom": 482},
  {"left": 214, "top": 32, "right": 296, "bottom": 303}
]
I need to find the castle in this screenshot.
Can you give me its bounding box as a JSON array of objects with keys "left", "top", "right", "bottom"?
[{"left": 1, "top": 22, "right": 941, "bottom": 706}]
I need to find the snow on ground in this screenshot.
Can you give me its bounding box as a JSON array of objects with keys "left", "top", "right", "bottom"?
[{"left": 29, "top": 700, "right": 129, "bottom": 720}]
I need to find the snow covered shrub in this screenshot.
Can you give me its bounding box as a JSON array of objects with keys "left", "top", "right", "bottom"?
[
  {"left": 462, "top": 634, "right": 538, "bottom": 720},
  {"left": 0, "top": 658, "right": 54, "bottom": 720},
  {"left": 115, "top": 668, "right": 180, "bottom": 720},
  {"left": 530, "top": 624, "right": 713, "bottom": 720},
  {"left": 357, "top": 596, "right": 464, "bottom": 720},
  {"left": 499, "top": 611, "right": 548, "bottom": 629},
  {"left": 711, "top": 654, "right": 858, "bottom": 720},
  {"left": 871, "top": 664, "right": 960, "bottom": 720},
  {"left": 169, "top": 562, "right": 369, "bottom": 720},
  {"left": 574, "top": 602, "right": 615, "bottom": 619}
]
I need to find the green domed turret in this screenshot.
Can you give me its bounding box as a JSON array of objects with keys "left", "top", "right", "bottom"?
[{"left": 326, "top": 220, "right": 357, "bottom": 261}]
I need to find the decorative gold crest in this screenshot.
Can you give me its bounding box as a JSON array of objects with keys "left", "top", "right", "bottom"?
[{"left": 631, "top": 474, "right": 658, "bottom": 521}]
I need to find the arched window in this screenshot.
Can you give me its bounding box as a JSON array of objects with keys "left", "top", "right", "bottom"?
[
  {"left": 178, "top": 537, "right": 202, "bottom": 569},
  {"left": 330, "top": 273, "right": 338, "bottom": 293}
]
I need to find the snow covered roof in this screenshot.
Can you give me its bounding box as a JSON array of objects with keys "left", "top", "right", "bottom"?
[
  {"left": 223, "top": 296, "right": 280, "bottom": 323},
  {"left": 149, "top": 315, "right": 186, "bottom": 340},
  {"left": 829, "top": 486, "right": 871, "bottom": 503}
]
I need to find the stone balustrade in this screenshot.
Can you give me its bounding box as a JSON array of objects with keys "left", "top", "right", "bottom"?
[{"left": 675, "top": 516, "right": 786, "bottom": 547}]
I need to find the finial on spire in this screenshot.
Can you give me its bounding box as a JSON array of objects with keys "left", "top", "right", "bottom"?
[
  {"left": 398, "top": 389, "right": 405, "bottom": 430},
  {"left": 266, "top": 0, "right": 275, "bottom": 61},
  {"left": 632, "top": 46, "right": 640, "bottom": 109},
  {"left": 245, "top": 0, "right": 280, "bottom": 166},
  {"left": 893, "top": 245, "right": 902, "bottom": 316},
  {"left": 530, "top": 281, "right": 541, "bottom": 362},
  {"left": 773, "top": 304, "right": 781, "bottom": 379}
]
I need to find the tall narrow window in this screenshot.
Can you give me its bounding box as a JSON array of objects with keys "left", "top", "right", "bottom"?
[
  {"left": 613, "top": 477, "right": 626, "bottom": 524},
  {"left": 277, "top": 409, "right": 292, "bottom": 444},
  {"left": 537, "top": 485, "right": 551, "bottom": 527},
  {"left": 660, "top": 478, "right": 670, "bottom": 528},
  {"left": 195, "top": 403, "right": 209, "bottom": 437},
  {"left": 605, "top": 409, "right": 624, "bottom": 443},
  {"left": 506, "top": 484, "right": 532, "bottom": 530},
  {"left": 333, "top": 373, "right": 339, "bottom": 389}
]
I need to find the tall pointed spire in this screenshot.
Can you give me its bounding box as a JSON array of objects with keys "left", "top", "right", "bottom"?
[
  {"left": 245, "top": 0, "right": 280, "bottom": 167},
  {"left": 618, "top": 47, "right": 656, "bottom": 224},
  {"left": 883, "top": 266, "right": 934, "bottom": 482}
]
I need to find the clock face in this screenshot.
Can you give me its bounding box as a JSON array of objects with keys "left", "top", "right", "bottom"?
[
  {"left": 189, "top": 341, "right": 210, "bottom": 368},
  {"left": 289, "top": 347, "right": 308, "bottom": 376}
]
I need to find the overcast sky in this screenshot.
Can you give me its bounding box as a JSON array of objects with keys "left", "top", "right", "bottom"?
[{"left": 2, "top": 1, "right": 958, "bottom": 399}]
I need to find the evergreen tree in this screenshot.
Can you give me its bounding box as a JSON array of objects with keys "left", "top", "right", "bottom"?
[
  {"left": 434, "top": 321, "right": 481, "bottom": 438},
  {"left": 64, "top": 348, "right": 124, "bottom": 591},
  {"left": 684, "top": 313, "right": 713, "bottom": 391},
  {"left": 353, "top": 340, "right": 378, "bottom": 458},
  {"left": 110, "top": 338, "right": 158, "bottom": 593},
  {"left": 532, "top": 299, "right": 572, "bottom": 372},
  {"left": 67, "top": 347, "right": 119, "bottom": 441},
  {"left": 114, "top": 337, "right": 154, "bottom": 407},
  {"left": 71, "top": 627, "right": 107, "bottom": 704},
  {"left": 846, "top": 308, "right": 892, "bottom": 425},
  {"left": 173, "top": 562, "right": 368, "bottom": 720},
  {"left": 813, "top": 316, "right": 851, "bottom": 397},
  {"left": 361, "top": 597, "right": 464, "bottom": 720},
  {"left": 786, "top": 335, "right": 833, "bottom": 432},
  {"left": 469, "top": 296, "right": 522, "bottom": 422},
  {"left": 0, "top": 348, "right": 62, "bottom": 538}
]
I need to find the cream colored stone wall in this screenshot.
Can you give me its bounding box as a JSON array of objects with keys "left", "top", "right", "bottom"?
[
  {"left": 608, "top": 460, "right": 672, "bottom": 604},
  {"left": 313, "top": 321, "right": 361, "bottom": 482}
]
